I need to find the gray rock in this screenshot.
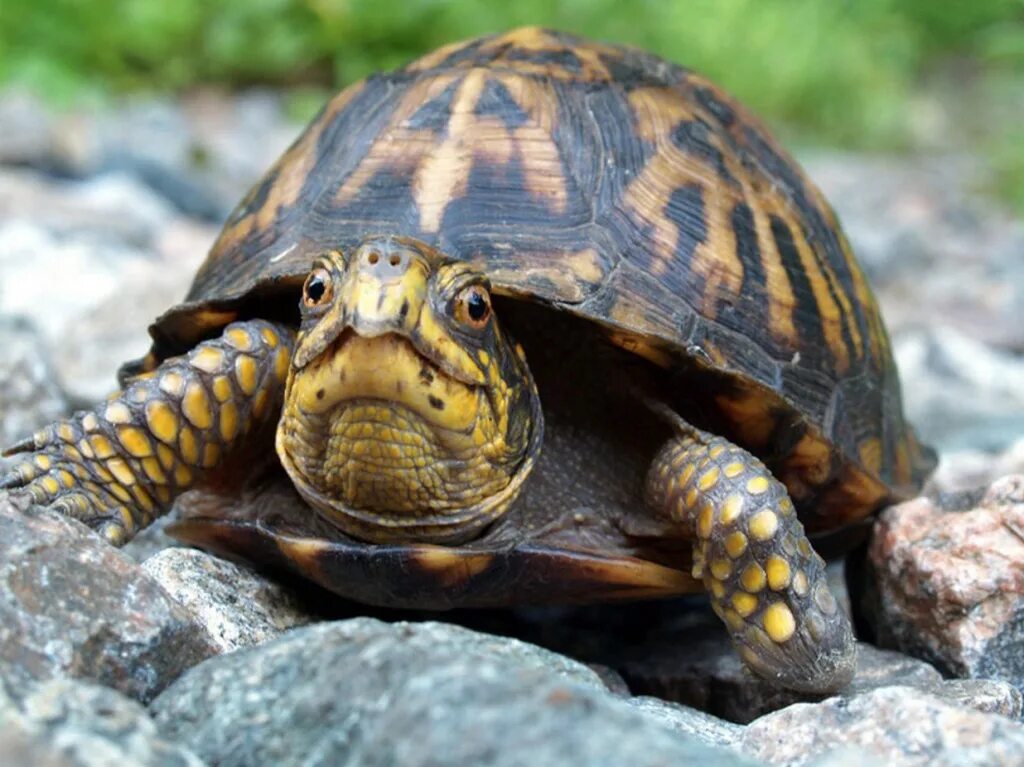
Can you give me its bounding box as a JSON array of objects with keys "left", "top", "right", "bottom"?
[
  {"left": 627, "top": 696, "right": 742, "bottom": 748},
  {"left": 894, "top": 327, "right": 1024, "bottom": 453},
  {"left": 741, "top": 686, "right": 1024, "bottom": 766},
  {"left": 0, "top": 167, "right": 214, "bottom": 403},
  {"left": 929, "top": 439, "right": 1024, "bottom": 495},
  {"left": 0, "top": 318, "right": 69, "bottom": 447},
  {"left": 151, "top": 619, "right": 756, "bottom": 767},
  {"left": 861, "top": 476, "right": 1024, "bottom": 696},
  {"left": 121, "top": 513, "right": 183, "bottom": 564},
  {"left": 141, "top": 548, "right": 314, "bottom": 652},
  {"left": 941, "top": 679, "right": 1023, "bottom": 719},
  {"left": 0, "top": 678, "right": 204, "bottom": 767},
  {"left": 0, "top": 86, "right": 297, "bottom": 220},
  {"left": 0, "top": 497, "right": 218, "bottom": 703},
  {"left": 618, "top": 613, "right": 1017, "bottom": 722}
]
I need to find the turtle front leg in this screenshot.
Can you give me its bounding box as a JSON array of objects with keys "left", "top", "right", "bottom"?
[
  {"left": 645, "top": 418, "right": 855, "bottom": 693},
  {"left": 1, "top": 319, "right": 293, "bottom": 545}
]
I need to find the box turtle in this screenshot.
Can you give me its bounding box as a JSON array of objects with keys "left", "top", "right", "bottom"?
[{"left": 2, "top": 27, "right": 934, "bottom": 693}]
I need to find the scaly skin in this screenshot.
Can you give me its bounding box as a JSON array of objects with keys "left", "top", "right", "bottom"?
[
  {"left": 1, "top": 320, "right": 293, "bottom": 544},
  {"left": 645, "top": 418, "right": 856, "bottom": 693}
]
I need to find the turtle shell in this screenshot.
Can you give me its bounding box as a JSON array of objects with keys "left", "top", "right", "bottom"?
[{"left": 143, "top": 26, "right": 935, "bottom": 534}]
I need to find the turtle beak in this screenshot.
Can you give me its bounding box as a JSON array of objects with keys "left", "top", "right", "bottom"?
[{"left": 291, "top": 238, "right": 485, "bottom": 387}]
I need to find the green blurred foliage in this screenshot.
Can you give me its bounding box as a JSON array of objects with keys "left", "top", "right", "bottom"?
[{"left": 2, "top": 0, "right": 1023, "bottom": 153}]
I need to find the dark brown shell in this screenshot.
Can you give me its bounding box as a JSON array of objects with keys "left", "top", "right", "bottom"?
[{"left": 145, "top": 27, "right": 935, "bottom": 530}]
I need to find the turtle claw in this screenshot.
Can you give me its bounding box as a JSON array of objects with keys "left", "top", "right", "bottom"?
[{"left": 0, "top": 424, "right": 133, "bottom": 542}]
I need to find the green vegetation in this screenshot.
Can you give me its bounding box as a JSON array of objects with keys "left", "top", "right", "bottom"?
[{"left": 3, "top": 0, "right": 1024, "bottom": 202}]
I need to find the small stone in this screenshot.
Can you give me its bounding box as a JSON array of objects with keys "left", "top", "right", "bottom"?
[
  {"left": 741, "top": 686, "right": 1024, "bottom": 766},
  {"left": 941, "top": 679, "right": 1023, "bottom": 719},
  {"left": 929, "top": 439, "right": 1024, "bottom": 495},
  {"left": 0, "top": 317, "right": 69, "bottom": 447},
  {"left": 0, "top": 167, "right": 214, "bottom": 403},
  {"left": 0, "top": 497, "right": 218, "bottom": 703},
  {"left": 151, "top": 619, "right": 756, "bottom": 767},
  {"left": 859, "top": 475, "right": 1024, "bottom": 694},
  {"left": 617, "top": 611, "right": 1015, "bottom": 722},
  {"left": 894, "top": 329, "right": 1024, "bottom": 454},
  {"left": 121, "top": 513, "right": 183, "bottom": 563},
  {"left": 0, "top": 678, "right": 204, "bottom": 767},
  {"left": 141, "top": 548, "right": 314, "bottom": 652},
  {"left": 626, "top": 696, "right": 742, "bottom": 748}
]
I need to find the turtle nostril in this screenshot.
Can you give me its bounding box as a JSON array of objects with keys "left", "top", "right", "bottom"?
[
  {"left": 389, "top": 254, "right": 401, "bottom": 267},
  {"left": 366, "top": 252, "right": 380, "bottom": 265}
]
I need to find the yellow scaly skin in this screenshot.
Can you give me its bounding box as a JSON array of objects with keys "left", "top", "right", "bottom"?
[
  {"left": 0, "top": 320, "right": 293, "bottom": 544},
  {"left": 644, "top": 414, "right": 856, "bottom": 692}
]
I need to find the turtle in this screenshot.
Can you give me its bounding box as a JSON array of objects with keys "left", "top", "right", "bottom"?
[{"left": 1, "top": 27, "right": 935, "bottom": 693}]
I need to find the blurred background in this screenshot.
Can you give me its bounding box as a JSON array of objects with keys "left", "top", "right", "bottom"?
[{"left": 1, "top": 0, "right": 1023, "bottom": 488}]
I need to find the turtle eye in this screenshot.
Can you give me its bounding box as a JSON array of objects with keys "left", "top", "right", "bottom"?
[
  {"left": 303, "top": 268, "right": 332, "bottom": 308},
  {"left": 454, "top": 284, "right": 491, "bottom": 329}
]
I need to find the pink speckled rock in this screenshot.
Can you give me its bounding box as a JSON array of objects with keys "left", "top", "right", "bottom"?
[{"left": 864, "top": 475, "right": 1024, "bottom": 689}]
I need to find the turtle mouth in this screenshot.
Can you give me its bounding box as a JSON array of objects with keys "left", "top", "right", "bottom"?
[{"left": 312, "top": 329, "right": 485, "bottom": 432}]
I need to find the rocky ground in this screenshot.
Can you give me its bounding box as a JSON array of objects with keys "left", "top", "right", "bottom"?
[{"left": 1, "top": 87, "right": 1023, "bottom": 766}]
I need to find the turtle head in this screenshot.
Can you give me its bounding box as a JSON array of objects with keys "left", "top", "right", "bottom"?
[{"left": 277, "top": 236, "right": 543, "bottom": 543}]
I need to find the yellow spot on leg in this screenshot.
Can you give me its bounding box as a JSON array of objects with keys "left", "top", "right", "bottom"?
[
  {"left": 732, "top": 592, "right": 759, "bottom": 618},
  {"left": 746, "top": 475, "right": 770, "bottom": 495},
  {"left": 273, "top": 348, "right": 290, "bottom": 381},
  {"left": 749, "top": 510, "right": 779, "bottom": 540},
  {"left": 724, "top": 461, "right": 744, "bottom": 478},
  {"left": 260, "top": 326, "right": 279, "bottom": 348},
  {"left": 104, "top": 402, "right": 132, "bottom": 424},
  {"left": 710, "top": 559, "right": 731, "bottom": 580},
  {"left": 174, "top": 463, "right": 193, "bottom": 487},
  {"left": 697, "top": 504, "right": 713, "bottom": 538},
  {"left": 220, "top": 402, "right": 240, "bottom": 442},
  {"left": 225, "top": 327, "right": 254, "bottom": 351},
  {"left": 141, "top": 457, "right": 167, "bottom": 484},
  {"left": 106, "top": 458, "right": 136, "bottom": 486},
  {"left": 179, "top": 427, "right": 199, "bottom": 465},
  {"left": 741, "top": 563, "right": 766, "bottom": 593},
  {"left": 160, "top": 372, "right": 185, "bottom": 398},
  {"left": 724, "top": 531, "right": 748, "bottom": 558},
  {"left": 89, "top": 435, "right": 115, "bottom": 459},
  {"left": 698, "top": 466, "right": 720, "bottom": 491},
  {"left": 720, "top": 493, "right": 743, "bottom": 524},
  {"left": 182, "top": 383, "right": 213, "bottom": 429},
  {"left": 678, "top": 463, "right": 696, "bottom": 488},
  {"left": 709, "top": 578, "right": 726, "bottom": 599},
  {"left": 684, "top": 487, "right": 699, "bottom": 509},
  {"left": 763, "top": 602, "right": 796, "bottom": 642},
  {"left": 792, "top": 570, "right": 809, "bottom": 596},
  {"left": 145, "top": 401, "right": 179, "bottom": 445},
  {"left": 117, "top": 426, "right": 152, "bottom": 458},
  {"left": 191, "top": 347, "right": 226, "bottom": 374},
  {"left": 40, "top": 476, "right": 60, "bottom": 495},
  {"left": 766, "top": 556, "right": 792, "bottom": 590},
  {"left": 234, "top": 355, "right": 259, "bottom": 395},
  {"left": 212, "top": 376, "right": 233, "bottom": 403}
]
